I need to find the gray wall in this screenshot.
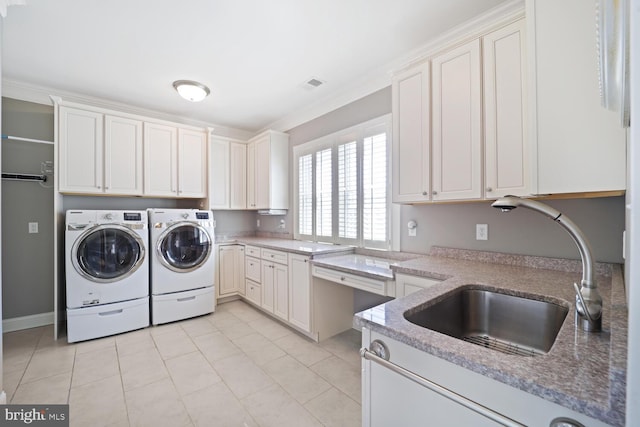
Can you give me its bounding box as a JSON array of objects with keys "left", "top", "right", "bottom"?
[
  {"left": 2, "top": 97, "right": 55, "bottom": 319},
  {"left": 261, "top": 86, "right": 626, "bottom": 264}
]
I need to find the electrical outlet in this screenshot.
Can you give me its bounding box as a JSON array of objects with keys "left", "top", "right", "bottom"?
[
  {"left": 476, "top": 224, "right": 488, "bottom": 241},
  {"left": 29, "top": 222, "right": 39, "bottom": 234}
]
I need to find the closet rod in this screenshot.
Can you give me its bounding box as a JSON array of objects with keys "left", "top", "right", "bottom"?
[
  {"left": 1, "top": 135, "right": 54, "bottom": 145},
  {"left": 1, "top": 173, "right": 47, "bottom": 182}
]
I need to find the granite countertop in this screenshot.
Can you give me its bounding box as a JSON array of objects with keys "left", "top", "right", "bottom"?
[
  {"left": 354, "top": 247, "right": 627, "bottom": 427},
  {"left": 216, "top": 236, "right": 354, "bottom": 257},
  {"left": 310, "top": 250, "right": 422, "bottom": 280}
]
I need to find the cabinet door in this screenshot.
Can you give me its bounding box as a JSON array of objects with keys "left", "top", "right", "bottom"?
[
  {"left": 246, "top": 280, "right": 261, "bottom": 306},
  {"left": 104, "top": 115, "right": 143, "bottom": 195},
  {"left": 533, "top": 0, "right": 626, "bottom": 193},
  {"left": 261, "top": 261, "right": 275, "bottom": 313},
  {"left": 235, "top": 246, "right": 246, "bottom": 295},
  {"left": 392, "top": 63, "right": 431, "bottom": 203},
  {"left": 288, "top": 254, "right": 311, "bottom": 332},
  {"left": 246, "top": 142, "right": 257, "bottom": 209},
  {"left": 59, "top": 106, "right": 103, "bottom": 193},
  {"left": 144, "top": 123, "right": 177, "bottom": 196},
  {"left": 484, "top": 19, "right": 530, "bottom": 198},
  {"left": 209, "top": 138, "right": 230, "bottom": 209},
  {"left": 273, "top": 263, "right": 289, "bottom": 321},
  {"left": 432, "top": 39, "right": 482, "bottom": 201},
  {"left": 218, "top": 246, "right": 238, "bottom": 297},
  {"left": 178, "top": 129, "right": 207, "bottom": 197},
  {"left": 229, "top": 142, "right": 247, "bottom": 209},
  {"left": 254, "top": 136, "right": 271, "bottom": 209}
]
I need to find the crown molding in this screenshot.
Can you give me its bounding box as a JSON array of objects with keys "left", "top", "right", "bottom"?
[
  {"left": 264, "top": 0, "right": 524, "bottom": 133},
  {"left": 1, "top": 78, "right": 254, "bottom": 141}
]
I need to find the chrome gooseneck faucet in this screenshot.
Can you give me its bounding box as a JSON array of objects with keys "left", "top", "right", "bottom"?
[{"left": 491, "top": 196, "right": 602, "bottom": 332}]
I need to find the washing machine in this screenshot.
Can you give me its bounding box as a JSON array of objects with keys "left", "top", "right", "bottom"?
[
  {"left": 65, "top": 210, "right": 149, "bottom": 343},
  {"left": 148, "top": 209, "right": 216, "bottom": 325}
]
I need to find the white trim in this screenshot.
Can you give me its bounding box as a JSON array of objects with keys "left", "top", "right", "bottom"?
[
  {"left": 2, "top": 311, "right": 54, "bottom": 333},
  {"left": 1, "top": 135, "right": 54, "bottom": 145},
  {"left": 268, "top": 0, "right": 525, "bottom": 134},
  {"left": 3, "top": 79, "right": 253, "bottom": 141},
  {"left": 0, "top": 391, "right": 6, "bottom": 405}
]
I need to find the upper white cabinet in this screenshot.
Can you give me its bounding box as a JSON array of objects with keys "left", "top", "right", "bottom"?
[
  {"left": 59, "top": 106, "right": 143, "bottom": 195},
  {"left": 57, "top": 100, "right": 208, "bottom": 198},
  {"left": 104, "top": 115, "right": 144, "bottom": 195},
  {"left": 178, "top": 128, "right": 207, "bottom": 197},
  {"left": 531, "top": 0, "right": 626, "bottom": 194},
  {"left": 59, "top": 106, "right": 104, "bottom": 194},
  {"left": 391, "top": 17, "right": 530, "bottom": 204},
  {"left": 483, "top": 18, "right": 530, "bottom": 198},
  {"left": 247, "top": 130, "right": 289, "bottom": 210},
  {"left": 432, "top": 38, "right": 483, "bottom": 201},
  {"left": 144, "top": 122, "right": 178, "bottom": 197},
  {"left": 144, "top": 124, "right": 207, "bottom": 198},
  {"left": 392, "top": 63, "right": 431, "bottom": 203},
  {"left": 209, "top": 137, "right": 247, "bottom": 210}
]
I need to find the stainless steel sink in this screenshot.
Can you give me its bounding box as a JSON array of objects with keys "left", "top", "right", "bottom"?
[{"left": 404, "top": 288, "right": 569, "bottom": 357}]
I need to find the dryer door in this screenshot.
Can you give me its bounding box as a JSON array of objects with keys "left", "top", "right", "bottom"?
[
  {"left": 156, "top": 222, "right": 212, "bottom": 273},
  {"left": 72, "top": 224, "right": 146, "bottom": 283}
]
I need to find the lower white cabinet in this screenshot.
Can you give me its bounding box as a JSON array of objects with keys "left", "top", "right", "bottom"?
[
  {"left": 288, "top": 254, "right": 312, "bottom": 333},
  {"left": 217, "top": 244, "right": 245, "bottom": 298},
  {"left": 261, "top": 259, "right": 288, "bottom": 320},
  {"left": 362, "top": 328, "right": 610, "bottom": 427},
  {"left": 245, "top": 280, "right": 261, "bottom": 306}
]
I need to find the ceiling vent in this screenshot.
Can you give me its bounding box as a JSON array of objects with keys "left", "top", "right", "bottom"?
[{"left": 302, "top": 77, "right": 326, "bottom": 90}]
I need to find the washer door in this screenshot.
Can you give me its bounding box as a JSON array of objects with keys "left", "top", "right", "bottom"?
[
  {"left": 72, "top": 224, "right": 146, "bottom": 283},
  {"left": 157, "top": 222, "right": 212, "bottom": 273}
]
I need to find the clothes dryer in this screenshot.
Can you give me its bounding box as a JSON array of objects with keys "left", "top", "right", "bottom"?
[
  {"left": 65, "top": 210, "right": 149, "bottom": 342},
  {"left": 148, "top": 209, "right": 216, "bottom": 325}
]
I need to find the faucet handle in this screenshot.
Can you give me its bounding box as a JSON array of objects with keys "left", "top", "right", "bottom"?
[{"left": 573, "top": 282, "right": 602, "bottom": 331}]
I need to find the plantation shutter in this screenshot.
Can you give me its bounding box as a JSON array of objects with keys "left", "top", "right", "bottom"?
[
  {"left": 338, "top": 141, "right": 358, "bottom": 241},
  {"left": 363, "top": 132, "right": 387, "bottom": 247},
  {"left": 297, "top": 153, "right": 313, "bottom": 237},
  {"left": 315, "top": 148, "right": 332, "bottom": 238}
]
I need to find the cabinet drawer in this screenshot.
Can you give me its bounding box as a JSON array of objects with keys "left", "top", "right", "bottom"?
[
  {"left": 245, "top": 280, "right": 261, "bottom": 306},
  {"left": 245, "top": 245, "right": 261, "bottom": 257},
  {"left": 261, "top": 248, "right": 288, "bottom": 265},
  {"left": 245, "top": 256, "right": 261, "bottom": 282},
  {"left": 312, "top": 266, "right": 392, "bottom": 296}
]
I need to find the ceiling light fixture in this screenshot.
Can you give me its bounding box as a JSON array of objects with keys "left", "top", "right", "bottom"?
[{"left": 172, "top": 80, "right": 210, "bottom": 102}]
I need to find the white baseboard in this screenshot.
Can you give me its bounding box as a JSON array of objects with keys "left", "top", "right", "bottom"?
[{"left": 2, "top": 312, "right": 54, "bottom": 333}]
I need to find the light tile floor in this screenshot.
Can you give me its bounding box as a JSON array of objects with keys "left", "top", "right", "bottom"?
[{"left": 2, "top": 300, "right": 363, "bottom": 427}]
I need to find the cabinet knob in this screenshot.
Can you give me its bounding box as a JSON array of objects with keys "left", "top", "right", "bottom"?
[
  {"left": 422, "top": 191, "right": 428, "bottom": 196},
  {"left": 340, "top": 276, "right": 346, "bottom": 281},
  {"left": 432, "top": 191, "right": 438, "bottom": 196},
  {"left": 486, "top": 187, "right": 493, "bottom": 192}
]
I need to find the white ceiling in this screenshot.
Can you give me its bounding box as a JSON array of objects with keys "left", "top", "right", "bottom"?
[{"left": 2, "top": 0, "right": 509, "bottom": 134}]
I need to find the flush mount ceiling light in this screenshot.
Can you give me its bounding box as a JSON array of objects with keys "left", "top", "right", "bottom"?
[{"left": 172, "top": 80, "right": 210, "bottom": 102}]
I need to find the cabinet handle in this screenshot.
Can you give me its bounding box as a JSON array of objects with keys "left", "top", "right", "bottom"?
[
  {"left": 422, "top": 191, "right": 428, "bottom": 196},
  {"left": 486, "top": 187, "right": 493, "bottom": 192},
  {"left": 361, "top": 342, "right": 525, "bottom": 427},
  {"left": 340, "top": 276, "right": 346, "bottom": 281},
  {"left": 432, "top": 191, "right": 438, "bottom": 195}
]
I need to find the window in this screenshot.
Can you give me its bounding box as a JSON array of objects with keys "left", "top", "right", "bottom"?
[{"left": 294, "top": 115, "right": 391, "bottom": 249}]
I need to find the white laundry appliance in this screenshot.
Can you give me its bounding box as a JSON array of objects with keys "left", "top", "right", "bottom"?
[
  {"left": 65, "top": 210, "right": 149, "bottom": 343},
  {"left": 148, "top": 209, "right": 216, "bottom": 325}
]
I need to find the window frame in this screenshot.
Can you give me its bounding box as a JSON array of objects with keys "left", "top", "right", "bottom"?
[{"left": 293, "top": 114, "right": 393, "bottom": 249}]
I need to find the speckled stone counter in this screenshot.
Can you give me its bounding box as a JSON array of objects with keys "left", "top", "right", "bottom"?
[
  {"left": 217, "top": 236, "right": 354, "bottom": 257},
  {"left": 309, "top": 248, "right": 425, "bottom": 280},
  {"left": 354, "top": 247, "right": 627, "bottom": 426}
]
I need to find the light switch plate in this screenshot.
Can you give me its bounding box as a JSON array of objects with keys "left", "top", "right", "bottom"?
[{"left": 29, "top": 222, "right": 39, "bottom": 234}]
